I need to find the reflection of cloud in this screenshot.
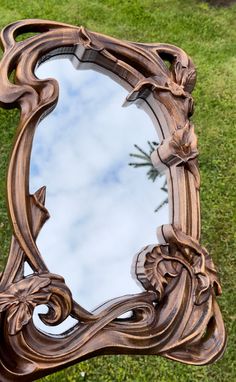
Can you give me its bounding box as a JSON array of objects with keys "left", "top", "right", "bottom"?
[{"left": 30, "top": 59, "right": 169, "bottom": 334}]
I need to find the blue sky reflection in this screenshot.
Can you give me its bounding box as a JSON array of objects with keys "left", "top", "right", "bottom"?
[{"left": 30, "top": 58, "right": 169, "bottom": 334}]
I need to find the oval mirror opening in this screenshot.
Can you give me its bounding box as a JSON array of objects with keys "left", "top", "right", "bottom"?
[{"left": 30, "top": 56, "right": 169, "bottom": 334}]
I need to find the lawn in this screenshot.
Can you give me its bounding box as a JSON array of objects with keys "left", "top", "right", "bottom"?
[{"left": 0, "top": 1, "right": 235, "bottom": 381}]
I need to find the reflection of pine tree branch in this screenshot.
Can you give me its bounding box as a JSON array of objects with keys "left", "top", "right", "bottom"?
[
  {"left": 129, "top": 142, "right": 161, "bottom": 182},
  {"left": 129, "top": 142, "right": 168, "bottom": 213},
  {"left": 154, "top": 197, "right": 168, "bottom": 213},
  {"left": 161, "top": 180, "right": 168, "bottom": 193}
]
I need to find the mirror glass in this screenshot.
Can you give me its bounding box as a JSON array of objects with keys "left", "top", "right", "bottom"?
[{"left": 29, "top": 57, "right": 168, "bottom": 333}]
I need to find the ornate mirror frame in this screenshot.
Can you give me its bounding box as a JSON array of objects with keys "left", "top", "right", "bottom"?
[{"left": 0, "top": 19, "right": 226, "bottom": 381}]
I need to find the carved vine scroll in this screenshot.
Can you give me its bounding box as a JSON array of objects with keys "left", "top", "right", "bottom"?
[{"left": 0, "top": 19, "right": 226, "bottom": 381}]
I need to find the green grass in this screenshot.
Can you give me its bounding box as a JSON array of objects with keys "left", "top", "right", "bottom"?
[{"left": 0, "top": 1, "right": 235, "bottom": 381}]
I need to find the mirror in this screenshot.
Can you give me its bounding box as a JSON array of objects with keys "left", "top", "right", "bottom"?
[
  {"left": 30, "top": 57, "right": 168, "bottom": 333},
  {"left": 0, "top": 20, "right": 226, "bottom": 381}
]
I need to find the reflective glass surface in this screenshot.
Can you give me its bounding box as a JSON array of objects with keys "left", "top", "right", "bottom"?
[{"left": 30, "top": 58, "right": 168, "bottom": 333}]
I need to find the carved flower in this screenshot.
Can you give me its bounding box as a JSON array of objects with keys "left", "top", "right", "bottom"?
[
  {"left": 166, "top": 79, "right": 186, "bottom": 97},
  {"left": 169, "top": 122, "right": 198, "bottom": 161},
  {"left": 173, "top": 60, "right": 196, "bottom": 93},
  {"left": 0, "top": 275, "right": 51, "bottom": 335}
]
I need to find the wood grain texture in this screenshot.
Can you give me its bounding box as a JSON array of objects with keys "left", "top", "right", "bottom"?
[{"left": 0, "top": 19, "right": 226, "bottom": 381}]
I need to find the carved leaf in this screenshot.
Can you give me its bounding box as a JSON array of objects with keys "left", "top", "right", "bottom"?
[
  {"left": 205, "top": 252, "right": 222, "bottom": 296},
  {"left": 138, "top": 247, "right": 180, "bottom": 300},
  {"left": 192, "top": 250, "right": 221, "bottom": 305},
  {"left": 7, "top": 303, "right": 32, "bottom": 335},
  {"left": 30, "top": 186, "right": 50, "bottom": 240},
  {"left": 185, "top": 158, "right": 200, "bottom": 189}
]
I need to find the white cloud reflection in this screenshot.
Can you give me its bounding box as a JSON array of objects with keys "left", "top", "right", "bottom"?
[{"left": 29, "top": 58, "right": 169, "bottom": 334}]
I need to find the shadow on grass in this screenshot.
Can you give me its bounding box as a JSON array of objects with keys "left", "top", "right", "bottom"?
[{"left": 201, "top": 0, "right": 236, "bottom": 7}]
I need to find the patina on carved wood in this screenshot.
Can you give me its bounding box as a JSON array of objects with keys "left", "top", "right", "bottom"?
[{"left": 0, "top": 19, "right": 226, "bottom": 381}]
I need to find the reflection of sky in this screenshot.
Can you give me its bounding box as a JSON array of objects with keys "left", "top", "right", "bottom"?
[{"left": 29, "top": 58, "right": 168, "bottom": 334}]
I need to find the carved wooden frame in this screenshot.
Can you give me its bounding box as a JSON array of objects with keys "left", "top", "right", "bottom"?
[{"left": 0, "top": 19, "right": 226, "bottom": 381}]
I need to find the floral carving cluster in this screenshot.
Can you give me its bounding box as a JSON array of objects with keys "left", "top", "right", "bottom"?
[
  {"left": 0, "top": 275, "right": 51, "bottom": 335},
  {"left": 135, "top": 231, "right": 221, "bottom": 306}
]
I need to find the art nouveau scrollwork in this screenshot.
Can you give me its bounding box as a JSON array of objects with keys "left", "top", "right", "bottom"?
[{"left": 0, "top": 19, "right": 226, "bottom": 381}]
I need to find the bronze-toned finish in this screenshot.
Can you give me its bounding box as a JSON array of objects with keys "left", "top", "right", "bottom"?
[{"left": 0, "top": 19, "right": 226, "bottom": 381}]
